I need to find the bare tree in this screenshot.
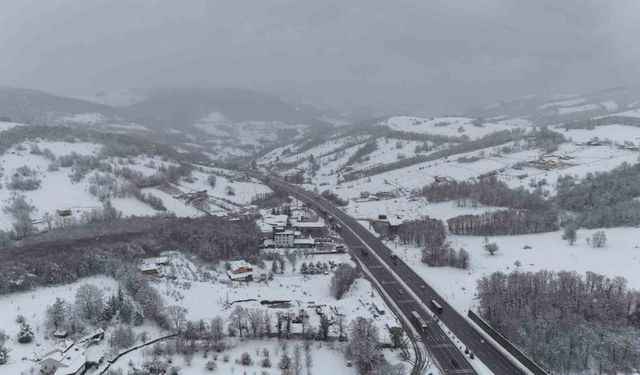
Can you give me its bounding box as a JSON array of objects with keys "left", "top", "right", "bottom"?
[
  {"left": 346, "top": 317, "right": 381, "bottom": 374},
  {"left": 303, "top": 341, "right": 313, "bottom": 375},
  {"left": 292, "top": 344, "right": 303, "bottom": 375},
  {"left": 210, "top": 316, "right": 225, "bottom": 343},
  {"left": 166, "top": 305, "right": 187, "bottom": 333},
  {"left": 75, "top": 283, "right": 104, "bottom": 323}
]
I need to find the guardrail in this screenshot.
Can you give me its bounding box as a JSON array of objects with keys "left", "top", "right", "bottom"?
[{"left": 467, "top": 310, "right": 549, "bottom": 375}]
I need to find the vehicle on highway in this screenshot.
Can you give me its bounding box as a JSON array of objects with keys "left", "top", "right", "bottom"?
[
  {"left": 451, "top": 359, "right": 460, "bottom": 368},
  {"left": 398, "top": 288, "right": 404, "bottom": 295},
  {"left": 431, "top": 299, "right": 443, "bottom": 314},
  {"left": 360, "top": 247, "right": 369, "bottom": 257},
  {"left": 411, "top": 311, "right": 428, "bottom": 332}
]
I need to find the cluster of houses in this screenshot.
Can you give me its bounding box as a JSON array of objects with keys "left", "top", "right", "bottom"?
[
  {"left": 260, "top": 209, "right": 328, "bottom": 250},
  {"left": 39, "top": 329, "right": 104, "bottom": 375},
  {"left": 528, "top": 155, "right": 574, "bottom": 171}
]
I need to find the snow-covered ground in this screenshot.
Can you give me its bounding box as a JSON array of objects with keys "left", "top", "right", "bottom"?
[
  {"left": 0, "top": 121, "right": 24, "bottom": 132},
  {"left": 557, "top": 103, "right": 601, "bottom": 115},
  {"left": 0, "top": 276, "right": 125, "bottom": 374},
  {"left": 107, "top": 337, "right": 362, "bottom": 375},
  {"left": 153, "top": 252, "right": 400, "bottom": 339},
  {"left": 390, "top": 227, "right": 640, "bottom": 315}
]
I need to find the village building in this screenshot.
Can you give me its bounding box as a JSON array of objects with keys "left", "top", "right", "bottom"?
[
  {"left": 138, "top": 255, "right": 171, "bottom": 276},
  {"left": 39, "top": 340, "right": 87, "bottom": 375},
  {"left": 293, "top": 237, "right": 316, "bottom": 248},
  {"left": 226, "top": 260, "right": 254, "bottom": 281},
  {"left": 290, "top": 220, "right": 327, "bottom": 237}
]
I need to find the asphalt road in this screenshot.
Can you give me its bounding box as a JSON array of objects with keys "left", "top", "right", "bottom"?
[{"left": 258, "top": 174, "right": 528, "bottom": 375}]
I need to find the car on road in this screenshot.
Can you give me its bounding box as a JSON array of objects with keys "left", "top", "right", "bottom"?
[
  {"left": 451, "top": 359, "right": 460, "bottom": 368},
  {"left": 390, "top": 254, "right": 398, "bottom": 262},
  {"left": 398, "top": 288, "right": 404, "bottom": 295},
  {"left": 360, "top": 247, "right": 368, "bottom": 257}
]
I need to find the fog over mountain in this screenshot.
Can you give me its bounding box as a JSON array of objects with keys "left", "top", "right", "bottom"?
[{"left": 1, "top": 0, "right": 639, "bottom": 115}]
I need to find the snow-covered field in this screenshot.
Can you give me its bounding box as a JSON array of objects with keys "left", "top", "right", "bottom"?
[
  {"left": 346, "top": 196, "right": 506, "bottom": 222},
  {"left": 557, "top": 124, "right": 640, "bottom": 144},
  {"left": 380, "top": 116, "right": 524, "bottom": 140},
  {"left": 0, "top": 139, "right": 272, "bottom": 231}
]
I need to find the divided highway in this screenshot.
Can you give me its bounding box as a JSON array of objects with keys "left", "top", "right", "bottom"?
[{"left": 253, "top": 172, "right": 530, "bottom": 375}]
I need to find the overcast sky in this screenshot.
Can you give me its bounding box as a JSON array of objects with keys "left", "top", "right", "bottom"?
[{"left": 1, "top": 0, "right": 639, "bottom": 114}]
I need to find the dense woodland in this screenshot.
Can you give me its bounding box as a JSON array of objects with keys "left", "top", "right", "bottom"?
[
  {"left": 0, "top": 215, "right": 261, "bottom": 294},
  {"left": 555, "top": 162, "right": 640, "bottom": 228},
  {"left": 478, "top": 270, "right": 640, "bottom": 374}
]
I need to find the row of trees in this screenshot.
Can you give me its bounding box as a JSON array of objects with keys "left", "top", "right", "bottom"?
[
  {"left": 477, "top": 270, "right": 640, "bottom": 373},
  {"left": 447, "top": 209, "right": 558, "bottom": 236},
  {"left": 395, "top": 218, "right": 446, "bottom": 249},
  {"left": 394, "top": 218, "right": 470, "bottom": 269},
  {"left": 418, "top": 175, "right": 550, "bottom": 210},
  {"left": 422, "top": 245, "right": 470, "bottom": 269}
]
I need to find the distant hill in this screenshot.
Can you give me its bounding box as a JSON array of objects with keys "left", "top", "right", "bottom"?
[
  {"left": 120, "top": 88, "right": 333, "bottom": 130},
  {"left": 0, "top": 87, "right": 116, "bottom": 125},
  {"left": 466, "top": 85, "right": 640, "bottom": 125}
]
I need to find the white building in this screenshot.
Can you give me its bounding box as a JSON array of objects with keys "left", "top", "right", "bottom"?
[
  {"left": 227, "top": 260, "right": 254, "bottom": 281},
  {"left": 39, "top": 340, "right": 86, "bottom": 375},
  {"left": 274, "top": 229, "right": 296, "bottom": 248}
]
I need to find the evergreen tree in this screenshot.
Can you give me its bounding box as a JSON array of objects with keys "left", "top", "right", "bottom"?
[
  {"left": 562, "top": 225, "right": 577, "bottom": 245},
  {"left": 17, "top": 323, "right": 34, "bottom": 344}
]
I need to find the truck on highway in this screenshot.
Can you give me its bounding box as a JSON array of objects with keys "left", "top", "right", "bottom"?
[
  {"left": 411, "top": 311, "right": 428, "bottom": 332},
  {"left": 431, "top": 300, "right": 443, "bottom": 314}
]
